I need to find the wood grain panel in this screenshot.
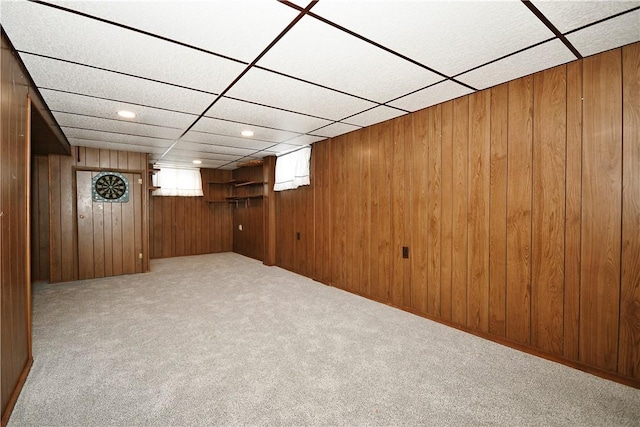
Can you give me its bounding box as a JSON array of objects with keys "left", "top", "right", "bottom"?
[
  {"left": 30, "top": 156, "right": 49, "bottom": 282},
  {"left": 532, "top": 65, "right": 566, "bottom": 355},
  {"left": 390, "top": 117, "right": 407, "bottom": 306},
  {"left": 76, "top": 171, "right": 95, "bottom": 280},
  {"left": 427, "top": 106, "right": 442, "bottom": 316},
  {"left": 346, "top": 131, "right": 359, "bottom": 292},
  {"left": 580, "top": 49, "right": 622, "bottom": 371},
  {"left": 440, "top": 101, "right": 454, "bottom": 321},
  {"left": 48, "top": 156, "right": 63, "bottom": 283},
  {"left": 489, "top": 83, "right": 508, "bottom": 336},
  {"left": 619, "top": 42, "right": 640, "bottom": 380},
  {"left": 59, "top": 154, "right": 76, "bottom": 282},
  {"left": 452, "top": 97, "right": 469, "bottom": 325},
  {"left": 564, "top": 59, "right": 583, "bottom": 361},
  {"left": 468, "top": 90, "right": 491, "bottom": 332},
  {"left": 331, "top": 135, "right": 347, "bottom": 289},
  {"left": 506, "top": 76, "right": 533, "bottom": 345},
  {"left": 410, "top": 109, "right": 429, "bottom": 314}
]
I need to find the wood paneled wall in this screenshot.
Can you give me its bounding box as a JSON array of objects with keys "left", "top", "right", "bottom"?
[
  {"left": 1, "top": 35, "right": 33, "bottom": 426},
  {"left": 149, "top": 168, "right": 233, "bottom": 258},
  {"left": 275, "top": 43, "right": 640, "bottom": 387},
  {"left": 31, "top": 156, "right": 49, "bottom": 282},
  {"left": 232, "top": 165, "right": 264, "bottom": 261},
  {"left": 41, "top": 147, "right": 149, "bottom": 283}
]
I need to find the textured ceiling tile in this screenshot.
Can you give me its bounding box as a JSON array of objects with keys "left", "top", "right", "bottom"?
[
  {"left": 226, "top": 68, "right": 376, "bottom": 121},
  {"left": 155, "top": 156, "right": 230, "bottom": 169},
  {"left": 457, "top": 39, "right": 576, "bottom": 90},
  {"left": 388, "top": 80, "right": 475, "bottom": 112},
  {"left": 567, "top": 10, "right": 640, "bottom": 57},
  {"left": 69, "top": 138, "right": 166, "bottom": 154},
  {"left": 257, "top": 15, "right": 441, "bottom": 103},
  {"left": 311, "top": 122, "right": 361, "bottom": 138},
  {"left": 311, "top": 0, "right": 553, "bottom": 76},
  {"left": 63, "top": 128, "right": 173, "bottom": 148},
  {"left": 261, "top": 143, "right": 302, "bottom": 155},
  {"left": 281, "top": 135, "right": 325, "bottom": 146},
  {"left": 191, "top": 117, "right": 300, "bottom": 143},
  {"left": 164, "top": 149, "right": 240, "bottom": 162},
  {"left": 53, "top": 112, "right": 184, "bottom": 140},
  {"left": 207, "top": 97, "right": 332, "bottom": 134},
  {"left": 532, "top": 0, "right": 639, "bottom": 33},
  {"left": 177, "top": 141, "right": 257, "bottom": 156},
  {"left": 39, "top": 89, "right": 197, "bottom": 129},
  {"left": 20, "top": 54, "right": 216, "bottom": 115},
  {"left": 0, "top": 1, "right": 245, "bottom": 94},
  {"left": 39, "top": 0, "right": 299, "bottom": 63},
  {"left": 181, "top": 131, "right": 274, "bottom": 151},
  {"left": 344, "top": 106, "right": 406, "bottom": 128}
]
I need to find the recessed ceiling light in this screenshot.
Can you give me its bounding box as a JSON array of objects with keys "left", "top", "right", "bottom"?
[
  {"left": 192, "top": 160, "right": 202, "bottom": 165},
  {"left": 241, "top": 130, "right": 254, "bottom": 137},
  {"left": 117, "top": 110, "right": 136, "bottom": 119}
]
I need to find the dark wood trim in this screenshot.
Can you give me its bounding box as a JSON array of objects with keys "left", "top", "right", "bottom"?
[
  {"left": 263, "top": 156, "right": 276, "bottom": 266},
  {"left": 521, "top": 0, "right": 583, "bottom": 59},
  {"left": 0, "top": 358, "right": 33, "bottom": 427},
  {"left": 25, "top": 96, "right": 33, "bottom": 359},
  {"left": 73, "top": 166, "right": 146, "bottom": 175}
]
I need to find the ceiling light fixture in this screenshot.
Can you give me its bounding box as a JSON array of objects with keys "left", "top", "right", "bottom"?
[
  {"left": 241, "top": 130, "right": 254, "bottom": 137},
  {"left": 117, "top": 110, "right": 136, "bottom": 119},
  {"left": 192, "top": 160, "right": 202, "bottom": 165}
]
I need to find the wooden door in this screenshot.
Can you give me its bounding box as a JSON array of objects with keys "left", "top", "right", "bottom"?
[{"left": 76, "top": 170, "right": 143, "bottom": 280}]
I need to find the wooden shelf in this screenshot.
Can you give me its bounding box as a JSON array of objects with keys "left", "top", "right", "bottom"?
[
  {"left": 148, "top": 186, "right": 161, "bottom": 191},
  {"left": 234, "top": 181, "right": 264, "bottom": 187},
  {"left": 208, "top": 180, "right": 236, "bottom": 185}
]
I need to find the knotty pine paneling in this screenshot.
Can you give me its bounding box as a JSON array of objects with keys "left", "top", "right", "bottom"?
[
  {"left": 1, "top": 35, "right": 32, "bottom": 425},
  {"left": 150, "top": 168, "right": 233, "bottom": 259},
  {"left": 274, "top": 43, "right": 640, "bottom": 387}
]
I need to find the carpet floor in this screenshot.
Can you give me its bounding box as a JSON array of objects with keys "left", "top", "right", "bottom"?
[{"left": 8, "top": 252, "right": 640, "bottom": 426}]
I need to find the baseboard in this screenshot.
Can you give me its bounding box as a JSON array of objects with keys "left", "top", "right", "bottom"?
[
  {"left": 322, "top": 283, "right": 640, "bottom": 390},
  {"left": 1, "top": 357, "right": 33, "bottom": 427}
]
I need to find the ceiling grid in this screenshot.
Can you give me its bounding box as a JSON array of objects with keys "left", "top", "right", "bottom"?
[{"left": 0, "top": 0, "right": 638, "bottom": 169}]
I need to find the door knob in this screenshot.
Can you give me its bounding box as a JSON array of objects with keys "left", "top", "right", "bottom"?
[{"left": 79, "top": 214, "right": 85, "bottom": 219}]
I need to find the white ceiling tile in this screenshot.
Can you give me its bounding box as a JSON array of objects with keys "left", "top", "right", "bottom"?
[
  {"left": 257, "top": 15, "right": 441, "bottom": 103},
  {"left": 39, "top": 89, "right": 197, "bottom": 129},
  {"left": 207, "top": 97, "right": 332, "bottom": 134},
  {"left": 164, "top": 149, "right": 241, "bottom": 162},
  {"left": 176, "top": 141, "right": 257, "bottom": 157},
  {"left": 154, "top": 156, "right": 230, "bottom": 169},
  {"left": 191, "top": 116, "right": 299, "bottom": 143},
  {"left": 1, "top": 1, "right": 245, "bottom": 94},
  {"left": 567, "top": 10, "right": 640, "bottom": 57},
  {"left": 63, "top": 128, "right": 173, "bottom": 148},
  {"left": 226, "top": 68, "right": 376, "bottom": 121},
  {"left": 281, "top": 135, "right": 325, "bottom": 146},
  {"left": 312, "top": 122, "right": 361, "bottom": 138},
  {"left": 532, "top": 1, "right": 639, "bottom": 33},
  {"left": 389, "top": 80, "right": 475, "bottom": 112},
  {"left": 457, "top": 39, "right": 576, "bottom": 90},
  {"left": 20, "top": 54, "right": 215, "bottom": 115},
  {"left": 261, "top": 143, "right": 301, "bottom": 155},
  {"left": 181, "top": 131, "right": 274, "bottom": 151},
  {"left": 38, "top": 0, "right": 299, "bottom": 63},
  {"left": 311, "top": 1, "right": 554, "bottom": 77},
  {"left": 69, "top": 138, "right": 165, "bottom": 154},
  {"left": 344, "top": 106, "right": 406, "bottom": 128},
  {"left": 53, "top": 112, "right": 183, "bottom": 140}
]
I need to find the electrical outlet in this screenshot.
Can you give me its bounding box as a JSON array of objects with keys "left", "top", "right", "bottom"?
[
  {"left": 238, "top": 224, "right": 243, "bottom": 231},
  {"left": 402, "top": 246, "right": 409, "bottom": 258}
]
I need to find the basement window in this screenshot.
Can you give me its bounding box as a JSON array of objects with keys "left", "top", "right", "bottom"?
[
  {"left": 152, "top": 167, "right": 203, "bottom": 197},
  {"left": 274, "top": 146, "right": 311, "bottom": 191}
]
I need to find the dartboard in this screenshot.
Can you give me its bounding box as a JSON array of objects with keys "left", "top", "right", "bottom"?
[{"left": 92, "top": 172, "right": 129, "bottom": 203}]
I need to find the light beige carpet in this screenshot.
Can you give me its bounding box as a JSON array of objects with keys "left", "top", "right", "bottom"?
[{"left": 9, "top": 252, "right": 640, "bottom": 426}]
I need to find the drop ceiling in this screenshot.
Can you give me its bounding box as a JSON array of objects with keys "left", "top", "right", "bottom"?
[{"left": 1, "top": 0, "right": 638, "bottom": 170}]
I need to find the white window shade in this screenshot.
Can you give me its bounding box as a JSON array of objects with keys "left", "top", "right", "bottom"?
[
  {"left": 152, "top": 167, "right": 203, "bottom": 197},
  {"left": 274, "top": 146, "right": 311, "bottom": 191}
]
